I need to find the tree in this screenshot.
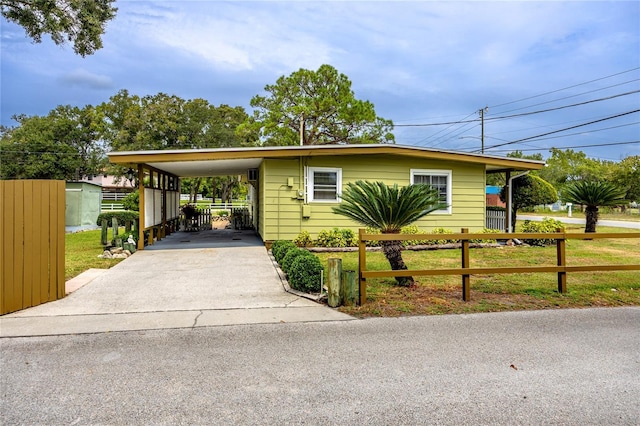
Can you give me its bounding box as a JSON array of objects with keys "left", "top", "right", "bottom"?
[
  {"left": 562, "top": 181, "right": 627, "bottom": 233},
  {"left": 98, "top": 91, "right": 256, "bottom": 193},
  {"left": 500, "top": 174, "right": 558, "bottom": 231},
  {"left": 0, "top": 106, "right": 105, "bottom": 180},
  {"left": 243, "top": 64, "right": 395, "bottom": 146},
  {"left": 609, "top": 156, "right": 640, "bottom": 205},
  {"left": 1, "top": 0, "right": 117, "bottom": 56},
  {"left": 332, "top": 181, "right": 446, "bottom": 287},
  {"left": 537, "top": 148, "right": 609, "bottom": 192}
]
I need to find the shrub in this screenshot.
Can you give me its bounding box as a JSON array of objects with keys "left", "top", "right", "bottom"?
[
  {"left": 424, "top": 227, "right": 456, "bottom": 245},
  {"left": 216, "top": 210, "right": 230, "bottom": 217},
  {"left": 271, "top": 240, "right": 296, "bottom": 263},
  {"left": 121, "top": 190, "right": 139, "bottom": 211},
  {"left": 521, "top": 218, "right": 565, "bottom": 246},
  {"left": 294, "top": 230, "right": 313, "bottom": 247},
  {"left": 96, "top": 211, "right": 139, "bottom": 227},
  {"left": 400, "top": 224, "right": 428, "bottom": 247},
  {"left": 340, "top": 228, "right": 358, "bottom": 247},
  {"left": 315, "top": 228, "right": 348, "bottom": 247},
  {"left": 469, "top": 228, "right": 501, "bottom": 244},
  {"left": 281, "top": 247, "right": 314, "bottom": 273},
  {"left": 364, "top": 227, "right": 381, "bottom": 247},
  {"left": 288, "top": 254, "right": 323, "bottom": 293}
]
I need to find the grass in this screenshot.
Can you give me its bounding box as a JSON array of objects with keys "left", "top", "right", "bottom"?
[
  {"left": 316, "top": 224, "right": 640, "bottom": 318},
  {"left": 65, "top": 230, "right": 124, "bottom": 281}
]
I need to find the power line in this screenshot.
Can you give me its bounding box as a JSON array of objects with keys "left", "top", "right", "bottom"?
[
  {"left": 481, "top": 110, "right": 640, "bottom": 151},
  {"left": 487, "top": 67, "right": 640, "bottom": 109},
  {"left": 393, "top": 89, "right": 639, "bottom": 128},
  {"left": 489, "top": 79, "right": 639, "bottom": 116},
  {"left": 489, "top": 140, "right": 640, "bottom": 154},
  {"left": 485, "top": 90, "right": 640, "bottom": 123}
]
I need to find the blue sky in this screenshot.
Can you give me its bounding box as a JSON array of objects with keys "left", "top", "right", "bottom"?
[{"left": 1, "top": 1, "right": 639, "bottom": 161}]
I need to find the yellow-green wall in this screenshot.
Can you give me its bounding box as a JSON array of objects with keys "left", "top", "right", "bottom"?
[{"left": 258, "top": 154, "right": 486, "bottom": 242}]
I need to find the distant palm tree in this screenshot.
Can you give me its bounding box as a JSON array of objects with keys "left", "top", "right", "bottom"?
[
  {"left": 333, "top": 180, "right": 446, "bottom": 286},
  {"left": 563, "top": 180, "right": 627, "bottom": 233}
]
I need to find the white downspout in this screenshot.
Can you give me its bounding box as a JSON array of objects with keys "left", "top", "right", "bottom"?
[{"left": 507, "top": 171, "right": 530, "bottom": 233}]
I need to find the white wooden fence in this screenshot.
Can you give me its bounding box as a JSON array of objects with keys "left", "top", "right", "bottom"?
[{"left": 486, "top": 209, "right": 506, "bottom": 230}]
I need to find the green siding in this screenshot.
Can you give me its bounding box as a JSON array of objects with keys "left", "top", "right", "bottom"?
[{"left": 260, "top": 154, "right": 487, "bottom": 241}]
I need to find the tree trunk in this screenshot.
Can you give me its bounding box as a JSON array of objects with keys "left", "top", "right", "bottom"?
[
  {"left": 585, "top": 205, "right": 598, "bottom": 233},
  {"left": 190, "top": 177, "right": 202, "bottom": 204},
  {"left": 381, "top": 240, "right": 414, "bottom": 286}
]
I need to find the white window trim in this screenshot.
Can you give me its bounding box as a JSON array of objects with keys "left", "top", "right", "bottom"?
[
  {"left": 410, "top": 169, "right": 452, "bottom": 214},
  {"left": 306, "top": 166, "right": 342, "bottom": 203}
]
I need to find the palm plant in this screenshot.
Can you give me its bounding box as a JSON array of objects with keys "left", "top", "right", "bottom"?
[
  {"left": 563, "top": 180, "right": 626, "bottom": 233},
  {"left": 333, "top": 180, "right": 447, "bottom": 286}
]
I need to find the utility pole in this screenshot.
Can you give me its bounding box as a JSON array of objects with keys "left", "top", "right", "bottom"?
[
  {"left": 479, "top": 107, "right": 488, "bottom": 154},
  {"left": 299, "top": 114, "right": 304, "bottom": 146}
]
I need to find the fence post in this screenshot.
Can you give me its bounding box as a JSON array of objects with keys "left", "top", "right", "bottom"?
[
  {"left": 327, "top": 258, "right": 342, "bottom": 307},
  {"left": 557, "top": 230, "right": 567, "bottom": 293},
  {"left": 112, "top": 217, "right": 119, "bottom": 244},
  {"left": 101, "top": 219, "right": 108, "bottom": 246},
  {"left": 358, "top": 228, "right": 367, "bottom": 306},
  {"left": 461, "top": 228, "right": 470, "bottom": 301},
  {"left": 341, "top": 270, "right": 358, "bottom": 306}
]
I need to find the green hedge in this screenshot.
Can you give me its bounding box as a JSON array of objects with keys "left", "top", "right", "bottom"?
[
  {"left": 281, "top": 248, "right": 315, "bottom": 274},
  {"left": 96, "top": 211, "right": 139, "bottom": 226},
  {"left": 271, "top": 240, "right": 296, "bottom": 263},
  {"left": 289, "top": 255, "right": 323, "bottom": 293}
]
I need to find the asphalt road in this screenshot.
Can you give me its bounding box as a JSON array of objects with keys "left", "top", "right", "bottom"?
[{"left": 2, "top": 307, "right": 639, "bottom": 425}]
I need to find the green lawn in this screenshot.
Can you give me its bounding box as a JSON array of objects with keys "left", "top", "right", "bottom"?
[
  {"left": 65, "top": 230, "right": 124, "bottom": 281},
  {"left": 316, "top": 224, "right": 640, "bottom": 317}
]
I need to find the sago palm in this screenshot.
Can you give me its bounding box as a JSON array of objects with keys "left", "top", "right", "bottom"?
[
  {"left": 333, "top": 180, "right": 447, "bottom": 286},
  {"left": 563, "top": 180, "right": 626, "bottom": 233}
]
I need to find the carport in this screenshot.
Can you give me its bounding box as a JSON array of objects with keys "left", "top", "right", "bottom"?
[{"left": 109, "top": 148, "right": 264, "bottom": 251}]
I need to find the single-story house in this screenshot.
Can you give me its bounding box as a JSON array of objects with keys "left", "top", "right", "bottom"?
[{"left": 108, "top": 144, "right": 544, "bottom": 249}]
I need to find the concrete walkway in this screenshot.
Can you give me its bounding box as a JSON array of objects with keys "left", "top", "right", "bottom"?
[{"left": 0, "top": 228, "right": 352, "bottom": 337}]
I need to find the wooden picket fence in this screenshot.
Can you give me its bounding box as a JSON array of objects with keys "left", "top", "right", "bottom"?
[
  {"left": 1, "top": 180, "right": 66, "bottom": 315},
  {"left": 357, "top": 228, "right": 640, "bottom": 306}
]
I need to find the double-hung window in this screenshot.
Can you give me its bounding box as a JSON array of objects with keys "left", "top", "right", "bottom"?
[
  {"left": 307, "top": 167, "right": 342, "bottom": 202},
  {"left": 410, "top": 169, "right": 452, "bottom": 214}
]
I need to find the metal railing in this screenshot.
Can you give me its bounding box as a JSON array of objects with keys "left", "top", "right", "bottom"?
[{"left": 357, "top": 228, "right": 640, "bottom": 306}]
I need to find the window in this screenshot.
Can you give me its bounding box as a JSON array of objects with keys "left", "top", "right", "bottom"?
[
  {"left": 307, "top": 167, "right": 342, "bottom": 202},
  {"left": 410, "top": 169, "right": 452, "bottom": 214}
]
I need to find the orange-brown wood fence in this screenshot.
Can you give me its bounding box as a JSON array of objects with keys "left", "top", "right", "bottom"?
[
  {"left": 1, "top": 180, "right": 66, "bottom": 315},
  {"left": 357, "top": 228, "right": 640, "bottom": 305}
]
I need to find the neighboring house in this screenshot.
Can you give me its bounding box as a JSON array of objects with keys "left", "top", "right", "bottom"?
[
  {"left": 486, "top": 185, "right": 506, "bottom": 208},
  {"left": 81, "top": 174, "right": 135, "bottom": 200},
  {"left": 108, "top": 144, "right": 544, "bottom": 248}
]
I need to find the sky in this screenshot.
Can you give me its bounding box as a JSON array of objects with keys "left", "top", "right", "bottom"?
[{"left": 1, "top": 1, "right": 639, "bottom": 161}]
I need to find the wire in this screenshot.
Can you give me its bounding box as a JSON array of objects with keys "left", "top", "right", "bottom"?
[
  {"left": 485, "top": 90, "right": 640, "bottom": 123},
  {"left": 489, "top": 79, "right": 639, "bottom": 116},
  {"left": 489, "top": 140, "right": 640, "bottom": 154},
  {"left": 487, "top": 67, "right": 640, "bottom": 109},
  {"left": 481, "top": 110, "right": 640, "bottom": 151}
]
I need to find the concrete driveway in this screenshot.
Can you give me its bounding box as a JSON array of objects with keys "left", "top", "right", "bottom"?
[{"left": 0, "top": 228, "right": 352, "bottom": 337}]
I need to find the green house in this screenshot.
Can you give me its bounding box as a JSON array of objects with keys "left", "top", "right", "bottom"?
[{"left": 108, "top": 144, "right": 544, "bottom": 248}]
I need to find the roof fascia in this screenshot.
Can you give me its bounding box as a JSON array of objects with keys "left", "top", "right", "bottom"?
[{"left": 108, "top": 145, "right": 545, "bottom": 171}]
